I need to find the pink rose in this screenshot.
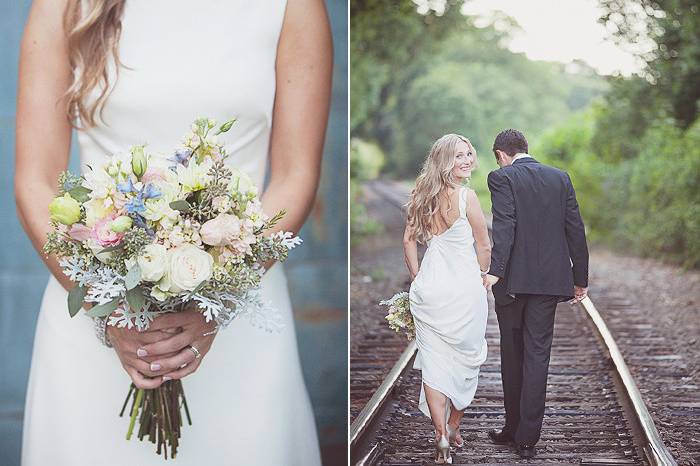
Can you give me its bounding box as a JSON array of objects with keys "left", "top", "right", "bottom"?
[
  {"left": 142, "top": 168, "right": 166, "bottom": 184},
  {"left": 113, "top": 192, "right": 128, "bottom": 210},
  {"left": 200, "top": 213, "right": 242, "bottom": 247},
  {"left": 92, "top": 216, "right": 124, "bottom": 247},
  {"left": 68, "top": 223, "right": 93, "bottom": 241}
]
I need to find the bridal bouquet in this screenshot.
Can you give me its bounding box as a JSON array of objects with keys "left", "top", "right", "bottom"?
[
  {"left": 379, "top": 292, "right": 415, "bottom": 340},
  {"left": 43, "top": 117, "right": 301, "bottom": 459}
]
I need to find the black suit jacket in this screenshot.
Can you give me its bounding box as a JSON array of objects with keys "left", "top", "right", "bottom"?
[{"left": 488, "top": 157, "right": 589, "bottom": 306}]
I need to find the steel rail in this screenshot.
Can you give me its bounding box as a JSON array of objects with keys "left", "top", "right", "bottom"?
[
  {"left": 579, "top": 296, "right": 677, "bottom": 466},
  {"left": 350, "top": 340, "right": 417, "bottom": 450}
]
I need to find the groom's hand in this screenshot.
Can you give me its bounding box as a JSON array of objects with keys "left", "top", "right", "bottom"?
[
  {"left": 569, "top": 285, "right": 588, "bottom": 304},
  {"left": 484, "top": 274, "right": 500, "bottom": 290}
]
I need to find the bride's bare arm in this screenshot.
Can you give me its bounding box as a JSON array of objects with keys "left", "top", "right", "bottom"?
[
  {"left": 465, "top": 189, "right": 491, "bottom": 272},
  {"left": 261, "top": 0, "right": 333, "bottom": 235},
  {"left": 15, "top": 0, "right": 74, "bottom": 291},
  {"left": 403, "top": 225, "right": 419, "bottom": 281}
]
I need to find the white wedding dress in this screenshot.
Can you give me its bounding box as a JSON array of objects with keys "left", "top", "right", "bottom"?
[
  {"left": 22, "top": 1, "right": 321, "bottom": 465},
  {"left": 409, "top": 187, "right": 488, "bottom": 418}
]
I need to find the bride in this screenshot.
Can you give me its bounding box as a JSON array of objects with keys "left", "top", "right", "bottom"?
[
  {"left": 14, "top": 0, "right": 330, "bottom": 464},
  {"left": 403, "top": 134, "right": 491, "bottom": 463}
]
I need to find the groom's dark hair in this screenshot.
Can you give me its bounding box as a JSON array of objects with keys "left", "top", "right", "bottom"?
[{"left": 493, "top": 129, "right": 528, "bottom": 157}]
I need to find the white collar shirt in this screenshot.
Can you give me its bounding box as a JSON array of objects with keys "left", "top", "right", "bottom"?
[{"left": 512, "top": 153, "right": 532, "bottom": 162}]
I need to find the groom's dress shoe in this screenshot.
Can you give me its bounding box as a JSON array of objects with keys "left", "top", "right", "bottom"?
[
  {"left": 516, "top": 444, "right": 536, "bottom": 458},
  {"left": 487, "top": 429, "right": 513, "bottom": 445}
]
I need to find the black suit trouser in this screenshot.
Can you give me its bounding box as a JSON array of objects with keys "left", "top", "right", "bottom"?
[{"left": 495, "top": 294, "right": 559, "bottom": 445}]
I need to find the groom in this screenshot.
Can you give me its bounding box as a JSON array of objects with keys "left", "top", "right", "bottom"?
[{"left": 484, "top": 129, "right": 589, "bottom": 458}]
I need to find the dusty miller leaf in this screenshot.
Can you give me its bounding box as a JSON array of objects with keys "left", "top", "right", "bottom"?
[
  {"left": 67, "top": 285, "right": 87, "bottom": 318},
  {"left": 86, "top": 298, "right": 120, "bottom": 318},
  {"left": 124, "top": 263, "right": 141, "bottom": 290}
]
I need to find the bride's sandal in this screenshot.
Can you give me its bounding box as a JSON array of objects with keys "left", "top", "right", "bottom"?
[
  {"left": 435, "top": 434, "right": 452, "bottom": 464},
  {"left": 446, "top": 424, "right": 464, "bottom": 448}
]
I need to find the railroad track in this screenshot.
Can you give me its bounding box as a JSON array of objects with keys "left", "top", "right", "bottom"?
[{"left": 350, "top": 180, "right": 678, "bottom": 466}]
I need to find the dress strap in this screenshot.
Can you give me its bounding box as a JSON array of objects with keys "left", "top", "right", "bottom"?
[{"left": 458, "top": 187, "right": 468, "bottom": 218}]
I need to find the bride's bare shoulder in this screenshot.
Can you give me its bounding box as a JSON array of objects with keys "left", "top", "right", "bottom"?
[
  {"left": 16, "top": 0, "right": 72, "bottom": 184},
  {"left": 20, "top": 0, "right": 71, "bottom": 90},
  {"left": 22, "top": 0, "right": 70, "bottom": 38},
  {"left": 464, "top": 188, "right": 482, "bottom": 207}
]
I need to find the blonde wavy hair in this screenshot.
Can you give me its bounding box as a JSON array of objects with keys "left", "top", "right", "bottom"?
[
  {"left": 406, "top": 134, "right": 476, "bottom": 244},
  {"left": 63, "top": 0, "right": 127, "bottom": 128}
]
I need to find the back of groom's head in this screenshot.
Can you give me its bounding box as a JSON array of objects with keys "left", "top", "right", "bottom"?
[{"left": 493, "top": 129, "right": 528, "bottom": 157}]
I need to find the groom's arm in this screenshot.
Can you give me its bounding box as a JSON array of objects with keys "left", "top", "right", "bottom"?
[
  {"left": 564, "top": 173, "right": 589, "bottom": 287},
  {"left": 487, "top": 170, "right": 516, "bottom": 278}
]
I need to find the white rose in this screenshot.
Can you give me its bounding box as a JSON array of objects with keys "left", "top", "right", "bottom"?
[
  {"left": 168, "top": 244, "right": 213, "bottom": 291},
  {"left": 137, "top": 244, "right": 168, "bottom": 282}
]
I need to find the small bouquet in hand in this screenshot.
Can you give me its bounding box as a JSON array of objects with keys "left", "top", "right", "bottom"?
[
  {"left": 44, "top": 117, "right": 302, "bottom": 459},
  {"left": 379, "top": 292, "right": 415, "bottom": 340}
]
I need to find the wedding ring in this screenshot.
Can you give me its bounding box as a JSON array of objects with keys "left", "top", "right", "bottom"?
[{"left": 188, "top": 345, "right": 201, "bottom": 360}]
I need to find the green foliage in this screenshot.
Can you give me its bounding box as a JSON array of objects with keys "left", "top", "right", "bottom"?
[
  {"left": 352, "top": 2, "right": 608, "bottom": 179},
  {"left": 536, "top": 111, "right": 700, "bottom": 267},
  {"left": 352, "top": 0, "right": 700, "bottom": 267},
  {"left": 620, "top": 122, "right": 700, "bottom": 266},
  {"left": 350, "top": 179, "right": 383, "bottom": 245},
  {"left": 67, "top": 285, "right": 88, "bottom": 317},
  {"left": 351, "top": 0, "right": 473, "bottom": 151},
  {"left": 590, "top": 76, "right": 663, "bottom": 163},
  {"left": 86, "top": 298, "right": 120, "bottom": 318},
  {"left": 599, "top": 0, "right": 700, "bottom": 128},
  {"left": 350, "top": 138, "right": 385, "bottom": 180},
  {"left": 350, "top": 137, "right": 386, "bottom": 244}
]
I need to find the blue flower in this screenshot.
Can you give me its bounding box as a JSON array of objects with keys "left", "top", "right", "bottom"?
[
  {"left": 169, "top": 149, "right": 192, "bottom": 167},
  {"left": 125, "top": 197, "right": 146, "bottom": 214},
  {"left": 117, "top": 178, "right": 137, "bottom": 194},
  {"left": 142, "top": 184, "right": 161, "bottom": 200}
]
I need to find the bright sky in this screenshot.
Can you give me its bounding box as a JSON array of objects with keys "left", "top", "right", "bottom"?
[{"left": 459, "top": 0, "right": 647, "bottom": 76}]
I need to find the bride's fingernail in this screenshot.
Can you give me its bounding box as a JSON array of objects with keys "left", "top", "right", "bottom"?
[
  {"left": 150, "top": 362, "right": 161, "bottom": 371},
  {"left": 137, "top": 348, "right": 148, "bottom": 357},
  {"left": 162, "top": 376, "right": 172, "bottom": 382}
]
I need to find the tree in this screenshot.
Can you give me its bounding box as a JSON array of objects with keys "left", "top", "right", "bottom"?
[{"left": 599, "top": 0, "right": 700, "bottom": 128}]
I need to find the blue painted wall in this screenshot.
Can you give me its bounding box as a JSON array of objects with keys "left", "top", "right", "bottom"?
[{"left": 0, "top": 1, "right": 347, "bottom": 464}]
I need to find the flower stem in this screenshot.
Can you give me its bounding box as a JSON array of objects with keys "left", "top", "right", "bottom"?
[{"left": 126, "top": 388, "right": 144, "bottom": 440}]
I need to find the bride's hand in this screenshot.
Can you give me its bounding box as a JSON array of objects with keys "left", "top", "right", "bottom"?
[
  {"left": 107, "top": 324, "right": 179, "bottom": 389},
  {"left": 136, "top": 307, "right": 218, "bottom": 382}
]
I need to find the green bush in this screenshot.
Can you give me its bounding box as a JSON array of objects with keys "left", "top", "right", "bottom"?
[
  {"left": 620, "top": 122, "right": 700, "bottom": 267},
  {"left": 350, "top": 138, "right": 385, "bottom": 181},
  {"left": 350, "top": 178, "right": 382, "bottom": 245},
  {"left": 536, "top": 111, "right": 700, "bottom": 268},
  {"left": 350, "top": 138, "right": 385, "bottom": 244}
]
